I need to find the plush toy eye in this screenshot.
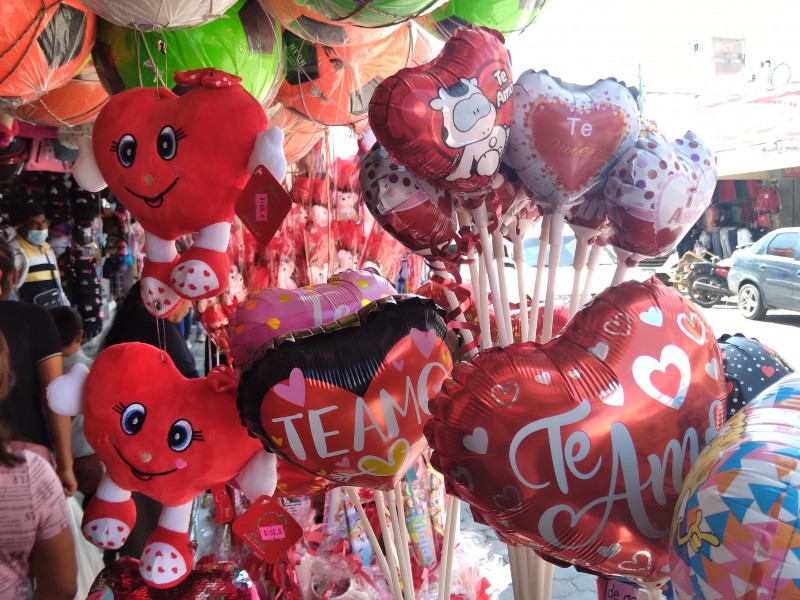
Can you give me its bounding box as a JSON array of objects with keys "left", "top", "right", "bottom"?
[
  {"left": 117, "top": 134, "right": 137, "bottom": 168},
  {"left": 167, "top": 419, "right": 193, "bottom": 452},
  {"left": 121, "top": 403, "right": 146, "bottom": 435},
  {"left": 157, "top": 126, "right": 178, "bottom": 161}
]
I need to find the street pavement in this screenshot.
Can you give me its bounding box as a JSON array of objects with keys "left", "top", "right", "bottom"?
[{"left": 189, "top": 300, "right": 800, "bottom": 600}]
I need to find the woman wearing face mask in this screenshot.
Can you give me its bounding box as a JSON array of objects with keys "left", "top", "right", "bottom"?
[{"left": 10, "top": 202, "right": 69, "bottom": 307}]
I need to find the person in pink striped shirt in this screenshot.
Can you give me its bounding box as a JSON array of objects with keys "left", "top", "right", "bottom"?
[{"left": 0, "top": 331, "right": 76, "bottom": 599}]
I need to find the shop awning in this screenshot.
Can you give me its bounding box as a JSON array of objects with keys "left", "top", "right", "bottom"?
[{"left": 644, "top": 83, "right": 800, "bottom": 178}]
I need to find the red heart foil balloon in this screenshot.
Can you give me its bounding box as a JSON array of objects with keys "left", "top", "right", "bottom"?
[
  {"left": 369, "top": 26, "right": 513, "bottom": 194},
  {"left": 426, "top": 279, "right": 726, "bottom": 582},
  {"left": 360, "top": 143, "right": 460, "bottom": 259},
  {"left": 239, "top": 296, "right": 452, "bottom": 490},
  {"left": 274, "top": 456, "right": 334, "bottom": 498},
  {"left": 504, "top": 71, "right": 640, "bottom": 214},
  {"left": 605, "top": 130, "right": 717, "bottom": 259}
]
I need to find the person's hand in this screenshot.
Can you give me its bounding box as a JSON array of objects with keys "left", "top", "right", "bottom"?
[{"left": 56, "top": 465, "right": 77, "bottom": 497}]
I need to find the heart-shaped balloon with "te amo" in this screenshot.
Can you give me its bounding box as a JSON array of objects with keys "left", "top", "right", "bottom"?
[
  {"left": 425, "top": 279, "right": 725, "bottom": 583},
  {"left": 239, "top": 296, "right": 452, "bottom": 490}
]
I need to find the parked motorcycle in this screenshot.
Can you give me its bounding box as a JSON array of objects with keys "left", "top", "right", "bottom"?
[{"left": 687, "top": 258, "right": 733, "bottom": 308}]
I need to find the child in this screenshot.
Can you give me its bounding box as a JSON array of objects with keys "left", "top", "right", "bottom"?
[{"left": 50, "top": 306, "right": 101, "bottom": 500}]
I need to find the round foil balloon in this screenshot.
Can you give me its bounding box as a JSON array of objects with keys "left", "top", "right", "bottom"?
[
  {"left": 418, "top": 0, "right": 550, "bottom": 40},
  {"left": 93, "top": 0, "right": 284, "bottom": 103},
  {"left": 229, "top": 269, "right": 397, "bottom": 367},
  {"left": 80, "top": 0, "right": 237, "bottom": 32},
  {"left": 504, "top": 70, "right": 640, "bottom": 214},
  {"left": 605, "top": 130, "right": 717, "bottom": 260},
  {"left": 0, "top": 0, "right": 96, "bottom": 108},
  {"left": 360, "top": 143, "right": 460, "bottom": 259},
  {"left": 426, "top": 278, "right": 725, "bottom": 582},
  {"left": 718, "top": 333, "right": 794, "bottom": 420},
  {"left": 369, "top": 26, "right": 513, "bottom": 195},
  {"left": 670, "top": 373, "right": 800, "bottom": 599},
  {"left": 238, "top": 295, "right": 452, "bottom": 489},
  {"left": 278, "top": 25, "right": 415, "bottom": 126},
  {"left": 286, "top": 0, "right": 443, "bottom": 27},
  {"left": 262, "top": 0, "right": 400, "bottom": 46},
  {"left": 11, "top": 60, "right": 108, "bottom": 127},
  {"left": 268, "top": 103, "right": 325, "bottom": 164}
]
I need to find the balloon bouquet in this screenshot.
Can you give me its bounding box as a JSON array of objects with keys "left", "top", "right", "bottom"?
[{"left": 4, "top": 0, "right": 742, "bottom": 598}]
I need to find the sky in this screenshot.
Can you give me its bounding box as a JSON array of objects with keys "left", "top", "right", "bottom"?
[{"left": 505, "top": 0, "right": 800, "bottom": 92}]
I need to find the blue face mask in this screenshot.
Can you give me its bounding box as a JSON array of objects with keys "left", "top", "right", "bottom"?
[{"left": 26, "top": 229, "right": 48, "bottom": 245}]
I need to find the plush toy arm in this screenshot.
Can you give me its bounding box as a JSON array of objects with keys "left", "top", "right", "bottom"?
[
  {"left": 46, "top": 363, "right": 89, "bottom": 416},
  {"left": 248, "top": 128, "right": 287, "bottom": 183},
  {"left": 72, "top": 135, "right": 108, "bottom": 192},
  {"left": 235, "top": 451, "right": 278, "bottom": 500}
]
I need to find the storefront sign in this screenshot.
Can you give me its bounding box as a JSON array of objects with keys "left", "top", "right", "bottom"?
[{"left": 783, "top": 167, "right": 800, "bottom": 177}]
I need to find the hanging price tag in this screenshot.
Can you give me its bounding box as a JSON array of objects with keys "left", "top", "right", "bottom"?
[
  {"left": 234, "top": 165, "right": 292, "bottom": 247},
  {"left": 232, "top": 495, "right": 303, "bottom": 563}
]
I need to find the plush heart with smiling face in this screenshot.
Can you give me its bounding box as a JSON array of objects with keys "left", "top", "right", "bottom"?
[
  {"left": 369, "top": 26, "right": 513, "bottom": 195},
  {"left": 425, "top": 278, "right": 726, "bottom": 582},
  {"left": 504, "top": 71, "right": 640, "bottom": 214},
  {"left": 88, "top": 71, "right": 267, "bottom": 241},
  {"left": 84, "top": 343, "right": 263, "bottom": 505},
  {"left": 238, "top": 296, "right": 452, "bottom": 489}
]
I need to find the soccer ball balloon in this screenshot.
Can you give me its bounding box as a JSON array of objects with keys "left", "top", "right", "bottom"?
[
  {"left": 79, "top": 0, "right": 239, "bottom": 32},
  {"left": 417, "top": 0, "right": 551, "bottom": 40},
  {"left": 92, "top": 0, "right": 284, "bottom": 104},
  {"left": 0, "top": 0, "right": 96, "bottom": 108},
  {"left": 287, "top": 0, "right": 443, "bottom": 27}
]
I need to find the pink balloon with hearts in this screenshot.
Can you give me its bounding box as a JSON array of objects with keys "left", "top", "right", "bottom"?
[
  {"left": 605, "top": 130, "right": 717, "bottom": 260},
  {"left": 228, "top": 269, "right": 397, "bottom": 367}
]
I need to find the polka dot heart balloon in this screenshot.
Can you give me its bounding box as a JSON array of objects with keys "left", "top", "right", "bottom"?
[
  {"left": 228, "top": 269, "right": 396, "bottom": 367},
  {"left": 718, "top": 333, "right": 794, "bottom": 420},
  {"left": 605, "top": 130, "right": 717, "bottom": 261}
]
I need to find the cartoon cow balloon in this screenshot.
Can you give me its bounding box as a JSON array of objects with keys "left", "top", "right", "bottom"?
[{"left": 73, "top": 68, "right": 287, "bottom": 318}]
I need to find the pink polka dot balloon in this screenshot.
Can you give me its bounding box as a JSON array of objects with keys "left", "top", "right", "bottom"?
[
  {"left": 228, "top": 269, "right": 396, "bottom": 367},
  {"left": 604, "top": 130, "right": 717, "bottom": 260}
]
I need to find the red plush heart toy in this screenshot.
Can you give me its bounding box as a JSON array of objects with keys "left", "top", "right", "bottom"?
[
  {"left": 48, "top": 343, "right": 276, "bottom": 589},
  {"left": 73, "top": 68, "right": 287, "bottom": 317}
]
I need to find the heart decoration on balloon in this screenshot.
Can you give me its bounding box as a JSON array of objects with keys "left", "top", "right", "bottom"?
[
  {"left": 360, "top": 143, "right": 460, "bottom": 259},
  {"left": 228, "top": 269, "right": 396, "bottom": 367},
  {"left": 238, "top": 296, "right": 452, "bottom": 489},
  {"left": 369, "top": 26, "right": 514, "bottom": 195},
  {"left": 425, "top": 278, "right": 726, "bottom": 582},
  {"left": 504, "top": 70, "right": 640, "bottom": 214},
  {"left": 605, "top": 130, "right": 717, "bottom": 259}
]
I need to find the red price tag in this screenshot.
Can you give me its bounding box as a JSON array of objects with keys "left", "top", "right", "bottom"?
[
  {"left": 232, "top": 495, "right": 303, "bottom": 563},
  {"left": 234, "top": 165, "right": 292, "bottom": 247}
]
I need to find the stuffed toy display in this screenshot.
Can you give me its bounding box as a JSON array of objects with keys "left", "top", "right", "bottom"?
[
  {"left": 72, "top": 68, "right": 287, "bottom": 318},
  {"left": 47, "top": 343, "right": 278, "bottom": 589}
]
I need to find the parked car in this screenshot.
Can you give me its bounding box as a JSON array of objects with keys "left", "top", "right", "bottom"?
[{"left": 727, "top": 227, "right": 800, "bottom": 319}]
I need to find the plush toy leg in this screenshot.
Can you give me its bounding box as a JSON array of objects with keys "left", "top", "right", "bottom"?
[
  {"left": 82, "top": 476, "right": 136, "bottom": 550},
  {"left": 170, "top": 222, "right": 231, "bottom": 300},
  {"left": 139, "top": 502, "right": 194, "bottom": 589},
  {"left": 235, "top": 450, "right": 278, "bottom": 501},
  {"left": 141, "top": 233, "right": 181, "bottom": 318}
]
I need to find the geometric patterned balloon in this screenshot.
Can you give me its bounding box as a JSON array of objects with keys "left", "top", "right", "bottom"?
[{"left": 670, "top": 373, "right": 800, "bottom": 599}]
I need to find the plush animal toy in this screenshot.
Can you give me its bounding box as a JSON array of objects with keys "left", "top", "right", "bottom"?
[
  {"left": 47, "top": 343, "right": 277, "bottom": 589},
  {"left": 72, "top": 68, "right": 287, "bottom": 317}
]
